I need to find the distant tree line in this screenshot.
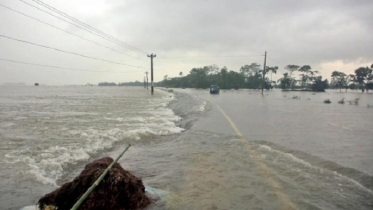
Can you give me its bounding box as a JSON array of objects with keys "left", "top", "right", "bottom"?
[
  {"left": 98, "top": 81, "right": 143, "bottom": 86},
  {"left": 98, "top": 82, "right": 117, "bottom": 86},
  {"left": 160, "top": 63, "right": 373, "bottom": 92},
  {"left": 277, "top": 64, "right": 373, "bottom": 92},
  {"left": 159, "top": 63, "right": 327, "bottom": 91},
  {"left": 118, "top": 81, "right": 143, "bottom": 86},
  {"left": 159, "top": 64, "right": 278, "bottom": 90},
  {"left": 329, "top": 64, "right": 373, "bottom": 92},
  {"left": 277, "top": 65, "right": 329, "bottom": 91}
]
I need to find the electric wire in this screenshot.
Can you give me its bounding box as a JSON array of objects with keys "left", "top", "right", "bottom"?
[
  {"left": 0, "top": 4, "right": 146, "bottom": 62},
  {"left": 157, "top": 55, "right": 264, "bottom": 58},
  {"left": 18, "top": 0, "right": 113, "bottom": 44},
  {"left": 267, "top": 56, "right": 290, "bottom": 74},
  {"left": 267, "top": 56, "right": 284, "bottom": 66},
  {"left": 26, "top": 0, "right": 147, "bottom": 55},
  {"left": 31, "top": 0, "right": 148, "bottom": 55},
  {"left": 18, "top": 0, "right": 147, "bottom": 56},
  {"left": 0, "top": 34, "right": 147, "bottom": 69},
  {"left": 0, "top": 58, "right": 142, "bottom": 74}
]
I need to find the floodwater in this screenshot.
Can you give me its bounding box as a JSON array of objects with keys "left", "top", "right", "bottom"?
[{"left": 0, "top": 86, "right": 372, "bottom": 209}]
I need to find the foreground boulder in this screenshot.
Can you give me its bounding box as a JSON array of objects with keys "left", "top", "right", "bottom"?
[{"left": 38, "top": 157, "right": 151, "bottom": 210}]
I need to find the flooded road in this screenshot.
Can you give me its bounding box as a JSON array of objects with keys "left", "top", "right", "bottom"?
[
  {"left": 1, "top": 87, "right": 373, "bottom": 209},
  {"left": 187, "top": 89, "right": 373, "bottom": 176},
  {"left": 117, "top": 88, "right": 373, "bottom": 210}
]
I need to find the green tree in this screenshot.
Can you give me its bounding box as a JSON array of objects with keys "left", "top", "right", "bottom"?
[
  {"left": 285, "top": 65, "right": 300, "bottom": 89},
  {"left": 346, "top": 74, "right": 356, "bottom": 92},
  {"left": 261, "top": 66, "right": 278, "bottom": 92},
  {"left": 298, "top": 65, "right": 313, "bottom": 88},
  {"left": 285, "top": 65, "right": 300, "bottom": 77},
  {"left": 278, "top": 73, "right": 294, "bottom": 90},
  {"left": 354, "top": 67, "right": 373, "bottom": 92},
  {"left": 239, "top": 63, "right": 261, "bottom": 76},
  {"left": 189, "top": 66, "right": 209, "bottom": 88},
  {"left": 311, "top": 76, "right": 328, "bottom": 92},
  {"left": 368, "top": 64, "right": 373, "bottom": 91},
  {"left": 239, "top": 63, "right": 262, "bottom": 89},
  {"left": 208, "top": 64, "right": 220, "bottom": 75},
  {"left": 219, "top": 67, "right": 228, "bottom": 89},
  {"left": 331, "top": 71, "right": 347, "bottom": 92}
]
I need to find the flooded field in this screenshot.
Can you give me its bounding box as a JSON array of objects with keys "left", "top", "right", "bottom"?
[{"left": 0, "top": 86, "right": 372, "bottom": 209}]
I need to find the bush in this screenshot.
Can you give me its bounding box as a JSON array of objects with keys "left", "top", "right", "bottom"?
[
  {"left": 292, "top": 95, "right": 300, "bottom": 100},
  {"left": 348, "top": 98, "right": 360, "bottom": 105},
  {"left": 324, "top": 99, "right": 331, "bottom": 104}
]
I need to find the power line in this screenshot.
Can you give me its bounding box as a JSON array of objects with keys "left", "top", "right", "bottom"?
[
  {"left": 31, "top": 0, "right": 147, "bottom": 54},
  {"left": 18, "top": 0, "right": 143, "bottom": 55},
  {"left": 267, "top": 56, "right": 287, "bottom": 68},
  {"left": 267, "top": 56, "right": 281, "bottom": 64},
  {"left": 17, "top": 0, "right": 109, "bottom": 43},
  {"left": 0, "top": 58, "right": 142, "bottom": 74},
  {"left": 0, "top": 3, "right": 146, "bottom": 62},
  {"left": 158, "top": 55, "right": 264, "bottom": 58},
  {"left": 0, "top": 34, "right": 147, "bottom": 69},
  {"left": 20, "top": 0, "right": 148, "bottom": 55},
  {"left": 31, "top": 0, "right": 148, "bottom": 55}
]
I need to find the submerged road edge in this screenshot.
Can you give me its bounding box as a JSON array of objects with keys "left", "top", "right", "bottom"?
[{"left": 216, "top": 104, "right": 297, "bottom": 210}]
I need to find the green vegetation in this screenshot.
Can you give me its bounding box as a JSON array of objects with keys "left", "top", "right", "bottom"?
[
  {"left": 98, "top": 82, "right": 117, "bottom": 86},
  {"left": 329, "top": 65, "right": 373, "bottom": 92},
  {"left": 98, "top": 63, "right": 372, "bottom": 92},
  {"left": 292, "top": 95, "right": 300, "bottom": 100},
  {"left": 159, "top": 63, "right": 334, "bottom": 92},
  {"left": 324, "top": 99, "right": 332, "bottom": 104},
  {"left": 348, "top": 98, "right": 360, "bottom": 105},
  {"left": 160, "top": 63, "right": 281, "bottom": 90},
  {"left": 159, "top": 64, "right": 276, "bottom": 90},
  {"left": 278, "top": 64, "right": 328, "bottom": 92},
  {"left": 98, "top": 81, "right": 143, "bottom": 86}
]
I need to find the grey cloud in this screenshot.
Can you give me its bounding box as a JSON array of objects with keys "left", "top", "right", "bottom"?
[
  {"left": 109, "top": 1, "right": 372, "bottom": 58},
  {"left": 1, "top": 0, "right": 372, "bottom": 84}
]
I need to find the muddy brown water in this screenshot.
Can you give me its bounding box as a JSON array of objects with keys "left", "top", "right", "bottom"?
[{"left": 1, "top": 86, "right": 372, "bottom": 209}]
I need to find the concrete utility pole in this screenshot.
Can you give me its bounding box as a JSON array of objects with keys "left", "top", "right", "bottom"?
[
  {"left": 145, "top": 71, "right": 149, "bottom": 90},
  {"left": 262, "top": 51, "right": 267, "bottom": 95},
  {"left": 147, "top": 54, "right": 156, "bottom": 95}
]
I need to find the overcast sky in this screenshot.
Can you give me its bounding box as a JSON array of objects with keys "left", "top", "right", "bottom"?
[{"left": 1, "top": 0, "right": 372, "bottom": 85}]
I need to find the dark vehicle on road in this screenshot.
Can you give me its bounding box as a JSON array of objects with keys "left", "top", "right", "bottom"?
[{"left": 210, "top": 85, "right": 220, "bottom": 94}]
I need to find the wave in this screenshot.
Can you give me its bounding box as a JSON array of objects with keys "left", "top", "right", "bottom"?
[
  {"left": 253, "top": 140, "right": 373, "bottom": 193},
  {"left": 4, "top": 89, "right": 184, "bottom": 186}
]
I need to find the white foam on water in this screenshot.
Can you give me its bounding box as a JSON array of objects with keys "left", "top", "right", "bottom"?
[
  {"left": 187, "top": 94, "right": 207, "bottom": 113},
  {"left": 5, "top": 145, "right": 91, "bottom": 186},
  {"left": 199, "top": 101, "right": 207, "bottom": 112},
  {"left": 3, "top": 89, "right": 184, "bottom": 186},
  {"left": 257, "top": 144, "right": 373, "bottom": 194}
]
